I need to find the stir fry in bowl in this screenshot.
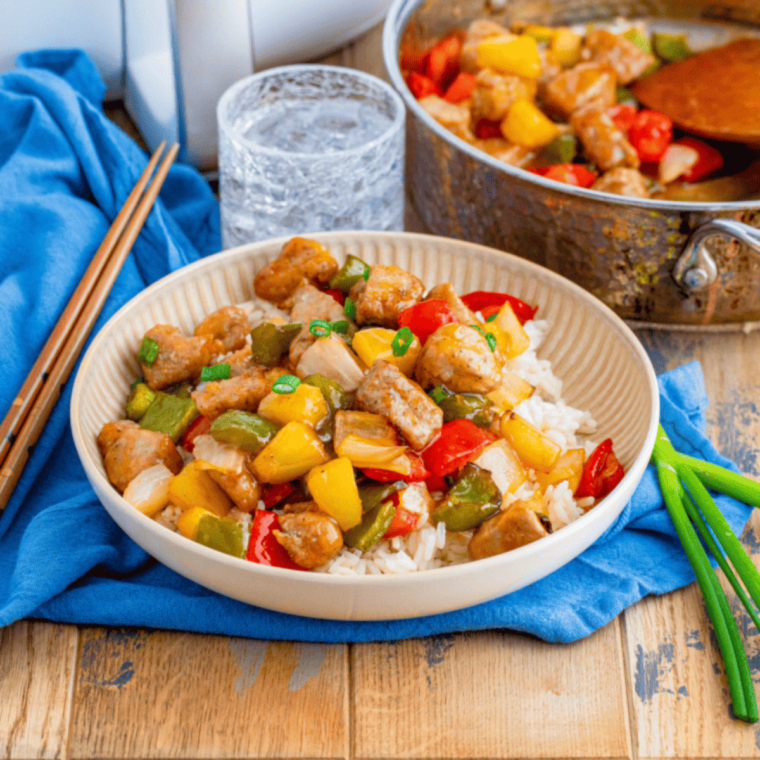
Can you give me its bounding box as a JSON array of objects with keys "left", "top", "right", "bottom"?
[
  {"left": 97, "top": 237, "right": 625, "bottom": 574},
  {"left": 401, "top": 19, "right": 754, "bottom": 198}
]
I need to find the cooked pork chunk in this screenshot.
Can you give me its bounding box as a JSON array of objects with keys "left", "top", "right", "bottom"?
[
  {"left": 415, "top": 324, "right": 501, "bottom": 393},
  {"left": 425, "top": 283, "right": 478, "bottom": 324},
  {"left": 191, "top": 366, "right": 272, "bottom": 421},
  {"left": 571, "top": 103, "right": 640, "bottom": 171},
  {"left": 295, "top": 333, "right": 366, "bottom": 392},
  {"left": 592, "top": 167, "right": 649, "bottom": 197},
  {"left": 193, "top": 306, "right": 249, "bottom": 353},
  {"left": 355, "top": 360, "right": 443, "bottom": 450},
  {"left": 253, "top": 236, "right": 339, "bottom": 305},
  {"left": 223, "top": 345, "right": 253, "bottom": 377},
  {"left": 274, "top": 510, "right": 343, "bottom": 568},
  {"left": 472, "top": 139, "right": 535, "bottom": 166},
  {"left": 468, "top": 497, "right": 549, "bottom": 559},
  {"left": 287, "top": 284, "right": 348, "bottom": 365},
  {"left": 207, "top": 467, "right": 261, "bottom": 512},
  {"left": 349, "top": 265, "right": 425, "bottom": 327},
  {"left": 542, "top": 62, "right": 617, "bottom": 120},
  {"left": 417, "top": 95, "right": 475, "bottom": 142},
  {"left": 581, "top": 29, "right": 656, "bottom": 85},
  {"left": 97, "top": 420, "right": 183, "bottom": 493},
  {"left": 470, "top": 68, "right": 537, "bottom": 122},
  {"left": 140, "top": 325, "right": 223, "bottom": 391}
]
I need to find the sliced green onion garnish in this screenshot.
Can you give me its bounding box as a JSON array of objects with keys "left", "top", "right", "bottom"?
[
  {"left": 363, "top": 266, "right": 370, "bottom": 281},
  {"left": 272, "top": 375, "right": 301, "bottom": 394},
  {"left": 309, "top": 319, "right": 331, "bottom": 338},
  {"left": 329, "top": 320, "right": 350, "bottom": 334},
  {"left": 485, "top": 333, "right": 497, "bottom": 352},
  {"left": 200, "top": 364, "right": 230, "bottom": 382},
  {"left": 391, "top": 327, "right": 414, "bottom": 357},
  {"left": 430, "top": 386, "right": 449, "bottom": 404},
  {"left": 137, "top": 336, "right": 159, "bottom": 366},
  {"left": 470, "top": 324, "right": 486, "bottom": 336},
  {"left": 344, "top": 298, "right": 356, "bottom": 320},
  {"left": 485, "top": 313, "right": 498, "bottom": 323}
]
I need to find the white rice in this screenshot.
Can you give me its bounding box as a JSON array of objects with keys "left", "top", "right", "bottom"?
[{"left": 150, "top": 304, "right": 600, "bottom": 575}]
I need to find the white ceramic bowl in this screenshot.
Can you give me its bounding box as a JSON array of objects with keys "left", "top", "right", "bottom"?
[{"left": 70, "top": 231, "right": 659, "bottom": 620}]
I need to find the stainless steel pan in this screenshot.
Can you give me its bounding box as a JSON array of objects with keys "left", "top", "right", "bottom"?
[{"left": 383, "top": 0, "right": 760, "bottom": 328}]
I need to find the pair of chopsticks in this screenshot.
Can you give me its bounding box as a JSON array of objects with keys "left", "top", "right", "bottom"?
[
  {"left": 652, "top": 425, "right": 760, "bottom": 722},
  {"left": 0, "top": 141, "right": 179, "bottom": 511}
]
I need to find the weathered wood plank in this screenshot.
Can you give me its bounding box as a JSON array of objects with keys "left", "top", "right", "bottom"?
[
  {"left": 624, "top": 329, "right": 760, "bottom": 758},
  {"left": 352, "top": 625, "right": 632, "bottom": 759},
  {"left": 69, "top": 629, "right": 348, "bottom": 759},
  {"left": 0, "top": 621, "right": 78, "bottom": 760}
]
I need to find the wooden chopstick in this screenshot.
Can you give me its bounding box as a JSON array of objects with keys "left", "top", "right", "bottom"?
[{"left": 0, "top": 142, "right": 180, "bottom": 510}]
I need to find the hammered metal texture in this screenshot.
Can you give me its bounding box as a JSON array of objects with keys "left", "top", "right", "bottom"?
[{"left": 390, "top": 0, "right": 760, "bottom": 327}]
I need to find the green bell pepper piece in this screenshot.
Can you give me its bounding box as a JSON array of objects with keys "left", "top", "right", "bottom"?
[
  {"left": 302, "top": 374, "right": 348, "bottom": 416},
  {"left": 250, "top": 322, "right": 302, "bottom": 367},
  {"left": 615, "top": 85, "right": 638, "bottom": 106},
  {"left": 328, "top": 255, "right": 371, "bottom": 293},
  {"left": 432, "top": 464, "right": 501, "bottom": 532},
  {"left": 139, "top": 392, "right": 199, "bottom": 442},
  {"left": 164, "top": 382, "right": 192, "bottom": 398},
  {"left": 343, "top": 500, "right": 397, "bottom": 552},
  {"left": 652, "top": 32, "right": 692, "bottom": 62},
  {"left": 541, "top": 132, "right": 577, "bottom": 165},
  {"left": 195, "top": 515, "right": 246, "bottom": 558},
  {"left": 358, "top": 480, "right": 407, "bottom": 514},
  {"left": 126, "top": 382, "right": 155, "bottom": 421},
  {"left": 438, "top": 393, "right": 495, "bottom": 428},
  {"left": 209, "top": 410, "right": 280, "bottom": 453},
  {"left": 622, "top": 28, "right": 653, "bottom": 55}
]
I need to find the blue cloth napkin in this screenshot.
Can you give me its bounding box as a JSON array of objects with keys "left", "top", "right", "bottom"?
[{"left": 0, "top": 51, "right": 754, "bottom": 644}]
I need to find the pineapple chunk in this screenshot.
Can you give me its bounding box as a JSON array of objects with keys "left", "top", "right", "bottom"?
[
  {"left": 494, "top": 302, "right": 530, "bottom": 358},
  {"left": 306, "top": 457, "right": 362, "bottom": 531},
  {"left": 352, "top": 327, "right": 421, "bottom": 376},
  {"left": 487, "top": 372, "right": 534, "bottom": 411},
  {"left": 252, "top": 421, "right": 329, "bottom": 484},
  {"left": 534, "top": 448, "right": 586, "bottom": 493},
  {"left": 551, "top": 28, "right": 582, "bottom": 67},
  {"left": 168, "top": 460, "right": 233, "bottom": 516},
  {"left": 472, "top": 439, "right": 527, "bottom": 495},
  {"left": 499, "top": 412, "right": 561, "bottom": 472},
  {"left": 257, "top": 382, "right": 329, "bottom": 428},
  {"left": 177, "top": 505, "right": 212, "bottom": 539}
]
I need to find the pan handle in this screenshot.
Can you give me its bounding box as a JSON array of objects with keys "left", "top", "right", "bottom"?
[{"left": 674, "top": 219, "right": 760, "bottom": 293}]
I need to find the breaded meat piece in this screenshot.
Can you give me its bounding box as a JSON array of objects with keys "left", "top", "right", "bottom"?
[
  {"left": 140, "top": 325, "right": 224, "bottom": 391},
  {"left": 470, "top": 68, "right": 537, "bottom": 122},
  {"left": 349, "top": 265, "right": 425, "bottom": 327},
  {"left": 425, "top": 283, "right": 478, "bottom": 324},
  {"left": 287, "top": 284, "right": 348, "bottom": 365},
  {"left": 191, "top": 366, "right": 271, "bottom": 421},
  {"left": 581, "top": 29, "right": 656, "bottom": 85},
  {"left": 355, "top": 360, "right": 443, "bottom": 450},
  {"left": 571, "top": 103, "right": 640, "bottom": 171},
  {"left": 274, "top": 511, "right": 343, "bottom": 569},
  {"left": 542, "top": 62, "right": 616, "bottom": 120},
  {"left": 193, "top": 306, "right": 250, "bottom": 352},
  {"left": 592, "top": 167, "right": 649, "bottom": 197}
]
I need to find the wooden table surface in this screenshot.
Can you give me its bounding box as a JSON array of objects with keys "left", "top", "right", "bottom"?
[{"left": 3, "top": 23, "right": 760, "bottom": 760}]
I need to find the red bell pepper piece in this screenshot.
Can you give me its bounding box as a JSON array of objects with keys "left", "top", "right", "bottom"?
[
  {"left": 425, "top": 35, "right": 461, "bottom": 92},
  {"left": 444, "top": 72, "right": 477, "bottom": 103},
  {"left": 424, "top": 473, "right": 449, "bottom": 493},
  {"left": 323, "top": 287, "right": 345, "bottom": 305},
  {"left": 406, "top": 71, "right": 441, "bottom": 100},
  {"left": 474, "top": 118, "right": 503, "bottom": 140},
  {"left": 532, "top": 163, "right": 597, "bottom": 189},
  {"left": 180, "top": 415, "right": 210, "bottom": 453},
  {"left": 575, "top": 439, "right": 625, "bottom": 499},
  {"left": 261, "top": 481, "right": 297, "bottom": 510},
  {"left": 399, "top": 39, "right": 433, "bottom": 74},
  {"left": 362, "top": 452, "right": 430, "bottom": 483},
  {"left": 246, "top": 510, "right": 307, "bottom": 570},
  {"left": 608, "top": 103, "right": 637, "bottom": 134},
  {"left": 674, "top": 136, "right": 724, "bottom": 182},
  {"left": 421, "top": 419, "right": 497, "bottom": 477},
  {"left": 460, "top": 291, "right": 538, "bottom": 324},
  {"left": 628, "top": 110, "right": 673, "bottom": 163},
  {"left": 397, "top": 299, "right": 457, "bottom": 345},
  {"left": 383, "top": 494, "right": 421, "bottom": 539}
]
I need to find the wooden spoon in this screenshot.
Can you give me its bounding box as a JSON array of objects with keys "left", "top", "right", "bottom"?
[{"left": 630, "top": 38, "right": 760, "bottom": 147}]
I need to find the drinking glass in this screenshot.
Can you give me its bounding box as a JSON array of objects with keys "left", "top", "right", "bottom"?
[{"left": 217, "top": 64, "right": 406, "bottom": 248}]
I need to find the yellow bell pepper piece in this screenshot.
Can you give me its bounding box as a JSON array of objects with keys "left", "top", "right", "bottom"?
[
  {"left": 168, "top": 460, "right": 233, "bottom": 517},
  {"left": 523, "top": 24, "right": 554, "bottom": 44},
  {"left": 493, "top": 301, "right": 531, "bottom": 358},
  {"left": 352, "top": 327, "right": 421, "bottom": 376},
  {"left": 257, "top": 383, "right": 329, "bottom": 428},
  {"left": 501, "top": 98, "right": 560, "bottom": 148},
  {"left": 306, "top": 457, "right": 362, "bottom": 531},
  {"left": 534, "top": 448, "right": 586, "bottom": 494},
  {"left": 252, "top": 421, "right": 329, "bottom": 484},
  {"left": 476, "top": 34, "right": 542, "bottom": 78},
  {"left": 551, "top": 28, "right": 582, "bottom": 67},
  {"left": 177, "top": 505, "right": 213, "bottom": 540},
  {"left": 499, "top": 412, "right": 562, "bottom": 473}
]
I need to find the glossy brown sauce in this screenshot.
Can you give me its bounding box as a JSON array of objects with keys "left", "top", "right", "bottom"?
[{"left": 631, "top": 38, "right": 760, "bottom": 146}]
